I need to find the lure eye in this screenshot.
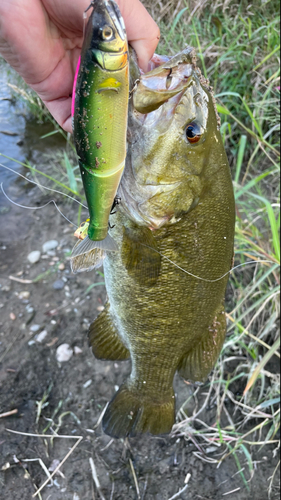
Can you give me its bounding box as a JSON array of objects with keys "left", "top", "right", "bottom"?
[
  {"left": 185, "top": 122, "right": 202, "bottom": 144},
  {"left": 102, "top": 25, "right": 114, "bottom": 40}
]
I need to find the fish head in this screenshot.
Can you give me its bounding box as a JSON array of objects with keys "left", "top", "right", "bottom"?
[
  {"left": 121, "top": 48, "right": 223, "bottom": 228},
  {"left": 83, "top": 0, "right": 128, "bottom": 71}
]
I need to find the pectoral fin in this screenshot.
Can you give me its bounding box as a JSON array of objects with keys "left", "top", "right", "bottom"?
[
  {"left": 89, "top": 302, "right": 130, "bottom": 361},
  {"left": 178, "top": 305, "right": 226, "bottom": 382},
  {"left": 121, "top": 225, "right": 161, "bottom": 287}
]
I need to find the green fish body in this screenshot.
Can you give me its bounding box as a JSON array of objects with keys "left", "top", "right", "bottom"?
[
  {"left": 72, "top": 0, "right": 129, "bottom": 262},
  {"left": 88, "top": 48, "right": 235, "bottom": 438}
]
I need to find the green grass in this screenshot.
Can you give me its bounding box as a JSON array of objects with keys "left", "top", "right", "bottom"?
[
  {"left": 1, "top": 0, "right": 280, "bottom": 493},
  {"left": 142, "top": 0, "right": 280, "bottom": 491}
]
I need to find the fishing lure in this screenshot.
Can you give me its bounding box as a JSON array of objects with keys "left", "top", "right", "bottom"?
[{"left": 71, "top": 0, "right": 129, "bottom": 271}]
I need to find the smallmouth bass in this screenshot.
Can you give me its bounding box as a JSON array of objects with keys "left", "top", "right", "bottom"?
[{"left": 85, "top": 47, "right": 236, "bottom": 438}]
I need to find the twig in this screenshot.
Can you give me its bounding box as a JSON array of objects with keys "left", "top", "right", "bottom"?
[
  {"left": 89, "top": 457, "right": 106, "bottom": 500},
  {"left": 268, "top": 459, "right": 280, "bottom": 499},
  {"left": 93, "top": 403, "right": 108, "bottom": 430},
  {"left": 109, "top": 481, "right": 115, "bottom": 500},
  {"left": 22, "top": 458, "right": 54, "bottom": 486},
  {"left": 32, "top": 436, "right": 83, "bottom": 497},
  {"left": 9, "top": 275, "right": 33, "bottom": 284},
  {"left": 0, "top": 409, "right": 18, "bottom": 418},
  {"left": 168, "top": 484, "right": 189, "bottom": 500},
  {"left": 6, "top": 429, "right": 80, "bottom": 439},
  {"left": 222, "top": 487, "right": 241, "bottom": 496},
  {"left": 141, "top": 476, "right": 148, "bottom": 500},
  {"left": 129, "top": 458, "right": 140, "bottom": 499}
]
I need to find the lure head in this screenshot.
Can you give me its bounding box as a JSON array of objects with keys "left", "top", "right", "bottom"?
[{"left": 83, "top": 0, "right": 128, "bottom": 71}]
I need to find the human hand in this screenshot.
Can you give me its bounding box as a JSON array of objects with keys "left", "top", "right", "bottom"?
[{"left": 0, "top": 0, "right": 160, "bottom": 132}]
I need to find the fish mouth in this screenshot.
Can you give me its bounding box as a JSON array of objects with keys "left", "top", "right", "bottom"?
[{"left": 132, "top": 48, "right": 195, "bottom": 115}]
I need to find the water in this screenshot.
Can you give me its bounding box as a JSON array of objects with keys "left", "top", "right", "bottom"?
[
  {"left": 0, "top": 61, "right": 68, "bottom": 241},
  {"left": 0, "top": 69, "right": 26, "bottom": 186}
]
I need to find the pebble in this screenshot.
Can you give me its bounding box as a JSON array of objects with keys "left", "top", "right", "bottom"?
[
  {"left": 42, "top": 240, "right": 58, "bottom": 253},
  {"left": 30, "top": 324, "right": 41, "bottom": 333},
  {"left": 74, "top": 346, "right": 83, "bottom": 355},
  {"left": 58, "top": 263, "right": 65, "bottom": 271},
  {"left": 18, "top": 291, "right": 30, "bottom": 300},
  {"left": 27, "top": 251, "right": 41, "bottom": 264},
  {"left": 26, "top": 305, "right": 34, "bottom": 314},
  {"left": 83, "top": 379, "right": 92, "bottom": 388},
  {"left": 36, "top": 330, "right": 48, "bottom": 343},
  {"left": 53, "top": 280, "right": 65, "bottom": 290},
  {"left": 9, "top": 313, "right": 16, "bottom": 321},
  {"left": 56, "top": 343, "right": 73, "bottom": 362}
]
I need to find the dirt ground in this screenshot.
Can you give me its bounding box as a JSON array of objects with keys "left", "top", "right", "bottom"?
[{"left": 0, "top": 154, "right": 280, "bottom": 500}]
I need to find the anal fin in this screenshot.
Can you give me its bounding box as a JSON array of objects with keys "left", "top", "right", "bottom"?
[
  {"left": 89, "top": 302, "right": 130, "bottom": 361},
  {"left": 178, "top": 305, "right": 227, "bottom": 382}
]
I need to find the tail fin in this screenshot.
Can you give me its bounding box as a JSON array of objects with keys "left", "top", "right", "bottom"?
[
  {"left": 71, "top": 234, "right": 117, "bottom": 273},
  {"left": 102, "top": 383, "right": 175, "bottom": 438}
]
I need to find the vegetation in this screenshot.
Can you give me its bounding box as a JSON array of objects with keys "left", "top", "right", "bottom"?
[
  {"left": 1, "top": 0, "right": 280, "bottom": 494},
  {"left": 142, "top": 0, "right": 280, "bottom": 493}
]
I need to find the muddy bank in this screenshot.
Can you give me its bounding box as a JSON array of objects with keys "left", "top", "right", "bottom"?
[{"left": 0, "top": 86, "right": 279, "bottom": 500}]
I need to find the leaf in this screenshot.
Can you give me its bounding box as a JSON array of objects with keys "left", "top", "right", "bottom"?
[
  {"left": 216, "top": 104, "right": 231, "bottom": 115},
  {"left": 64, "top": 151, "right": 78, "bottom": 194}
]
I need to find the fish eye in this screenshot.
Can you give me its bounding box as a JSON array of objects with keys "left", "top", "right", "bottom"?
[
  {"left": 185, "top": 122, "right": 202, "bottom": 144},
  {"left": 102, "top": 25, "right": 114, "bottom": 40}
]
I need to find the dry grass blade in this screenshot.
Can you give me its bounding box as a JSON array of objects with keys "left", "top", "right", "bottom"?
[
  {"left": 0, "top": 409, "right": 18, "bottom": 418},
  {"left": 244, "top": 337, "right": 281, "bottom": 395},
  {"left": 129, "top": 458, "right": 140, "bottom": 499},
  {"left": 32, "top": 437, "right": 83, "bottom": 497},
  {"left": 89, "top": 457, "right": 107, "bottom": 500},
  {"left": 167, "top": 484, "right": 189, "bottom": 500}
]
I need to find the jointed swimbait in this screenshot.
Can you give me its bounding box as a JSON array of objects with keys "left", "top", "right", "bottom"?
[{"left": 71, "top": 0, "right": 129, "bottom": 270}]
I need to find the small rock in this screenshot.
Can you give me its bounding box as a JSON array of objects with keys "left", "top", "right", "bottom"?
[
  {"left": 53, "top": 280, "right": 65, "bottom": 290},
  {"left": 36, "top": 330, "right": 48, "bottom": 343},
  {"left": 26, "top": 305, "right": 34, "bottom": 314},
  {"left": 42, "top": 240, "right": 58, "bottom": 253},
  {"left": 83, "top": 379, "right": 92, "bottom": 388},
  {"left": 27, "top": 251, "right": 41, "bottom": 264},
  {"left": 74, "top": 346, "right": 83, "bottom": 355},
  {"left": 30, "top": 324, "right": 41, "bottom": 333},
  {"left": 9, "top": 313, "right": 16, "bottom": 321},
  {"left": 18, "top": 291, "right": 30, "bottom": 300},
  {"left": 56, "top": 344, "right": 73, "bottom": 362},
  {"left": 47, "top": 250, "right": 56, "bottom": 257},
  {"left": 73, "top": 494, "right": 80, "bottom": 500},
  {"left": 58, "top": 263, "right": 65, "bottom": 271}
]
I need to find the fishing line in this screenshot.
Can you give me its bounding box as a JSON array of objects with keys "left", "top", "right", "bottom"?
[
  {"left": 1, "top": 183, "right": 78, "bottom": 228},
  {"left": 0, "top": 163, "right": 87, "bottom": 209},
  {"left": 139, "top": 243, "right": 274, "bottom": 283}
]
